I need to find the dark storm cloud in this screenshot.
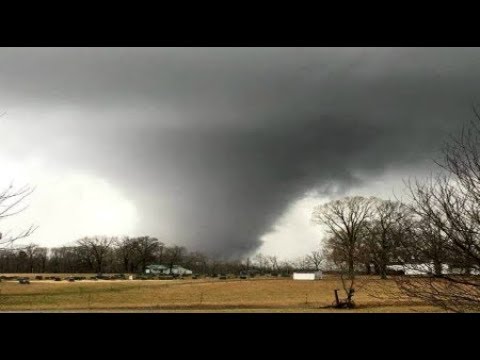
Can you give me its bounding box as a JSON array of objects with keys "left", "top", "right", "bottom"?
[{"left": 1, "top": 47, "right": 480, "bottom": 257}]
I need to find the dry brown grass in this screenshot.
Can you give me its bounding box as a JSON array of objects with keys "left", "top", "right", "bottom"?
[{"left": 0, "top": 274, "right": 442, "bottom": 312}]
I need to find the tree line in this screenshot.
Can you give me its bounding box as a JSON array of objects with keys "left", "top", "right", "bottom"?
[{"left": 0, "top": 235, "right": 326, "bottom": 276}]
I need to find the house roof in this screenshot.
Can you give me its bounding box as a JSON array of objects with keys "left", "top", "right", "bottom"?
[
  {"left": 146, "top": 264, "right": 190, "bottom": 270},
  {"left": 146, "top": 265, "right": 168, "bottom": 270}
]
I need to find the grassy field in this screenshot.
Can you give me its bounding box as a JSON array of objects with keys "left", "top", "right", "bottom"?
[{"left": 0, "top": 274, "right": 442, "bottom": 312}]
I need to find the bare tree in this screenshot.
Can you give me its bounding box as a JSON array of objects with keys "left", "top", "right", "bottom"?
[
  {"left": 50, "top": 246, "right": 82, "bottom": 273},
  {"left": 0, "top": 184, "right": 36, "bottom": 249},
  {"left": 35, "top": 247, "right": 48, "bottom": 273},
  {"left": 252, "top": 253, "right": 270, "bottom": 274},
  {"left": 306, "top": 248, "right": 325, "bottom": 271},
  {"left": 279, "top": 259, "right": 293, "bottom": 275},
  {"left": 76, "top": 236, "right": 115, "bottom": 274},
  {"left": 399, "top": 109, "right": 480, "bottom": 311},
  {"left": 16, "top": 244, "right": 48, "bottom": 273},
  {"left": 266, "top": 255, "right": 279, "bottom": 273},
  {"left": 133, "top": 236, "right": 163, "bottom": 273},
  {"left": 23, "top": 243, "right": 38, "bottom": 273},
  {"left": 183, "top": 251, "right": 208, "bottom": 274},
  {"left": 313, "top": 196, "right": 375, "bottom": 276},
  {"left": 312, "top": 196, "right": 375, "bottom": 307},
  {"left": 294, "top": 256, "right": 310, "bottom": 271},
  {"left": 365, "top": 199, "right": 412, "bottom": 279},
  {"left": 116, "top": 236, "right": 137, "bottom": 273},
  {"left": 404, "top": 218, "right": 449, "bottom": 276}
]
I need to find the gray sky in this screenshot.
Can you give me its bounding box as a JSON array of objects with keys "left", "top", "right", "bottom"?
[{"left": 1, "top": 47, "right": 479, "bottom": 259}]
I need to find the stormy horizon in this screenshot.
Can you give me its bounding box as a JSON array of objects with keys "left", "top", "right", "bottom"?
[{"left": 1, "top": 47, "right": 479, "bottom": 260}]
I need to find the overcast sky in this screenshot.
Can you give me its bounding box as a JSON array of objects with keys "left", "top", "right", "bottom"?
[{"left": 1, "top": 47, "right": 479, "bottom": 259}]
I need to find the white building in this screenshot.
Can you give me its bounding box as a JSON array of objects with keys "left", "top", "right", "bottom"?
[{"left": 293, "top": 271, "right": 323, "bottom": 280}]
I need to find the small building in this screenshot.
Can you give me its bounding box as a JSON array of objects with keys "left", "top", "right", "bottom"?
[
  {"left": 293, "top": 271, "right": 323, "bottom": 280},
  {"left": 145, "top": 264, "right": 193, "bottom": 276}
]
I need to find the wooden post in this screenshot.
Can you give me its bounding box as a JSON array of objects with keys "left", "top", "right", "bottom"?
[{"left": 334, "top": 289, "right": 340, "bottom": 307}]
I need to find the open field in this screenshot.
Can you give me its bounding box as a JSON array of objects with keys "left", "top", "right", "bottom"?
[{"left": 0, "top": 275, "right": 442, "bottom": 312}]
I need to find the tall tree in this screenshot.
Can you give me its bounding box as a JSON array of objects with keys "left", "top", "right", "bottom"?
[
  {"left": 312, "top": 196, "right": 375, "bottom": 307},
  {"left": 313, "top": 196, "right": 375, "bottom": 276},
  {"left": 306, "top": 248, "right": 325, "bottom": 271},
  {"left": 366, "top": 199, "right": 411, "bottom": 279},
  {"left": 23, "top": 243, "right": 39, "bottom": 273},
  {"left": 133, "top": 236, "right": 163, "bottom": 273},
  {"left": 76, "top": 237, "right": 115, "bottom": 274}
]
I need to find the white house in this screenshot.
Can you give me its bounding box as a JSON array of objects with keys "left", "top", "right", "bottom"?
[
  {"left": 293, "top": 271, "right": 323, "bottom": 280},
  {"left": 145, "top": 264, "right": 193, "bottom": 276}
]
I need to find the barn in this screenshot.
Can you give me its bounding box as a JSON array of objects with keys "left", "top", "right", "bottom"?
[{"left": 293, "top": 271, "right": 323, "bottom": 280}]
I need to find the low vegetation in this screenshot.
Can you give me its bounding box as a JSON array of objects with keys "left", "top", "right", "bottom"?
[{"left": 0, "top": 275, "right": 440, "bottom": 312}]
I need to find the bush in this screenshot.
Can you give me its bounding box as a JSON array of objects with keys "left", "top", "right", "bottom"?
[{"left": 35, "top": 276, "right": 43, "bottom": 280}]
